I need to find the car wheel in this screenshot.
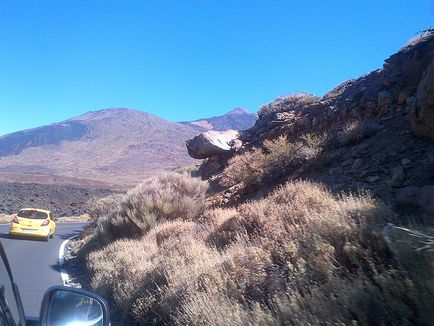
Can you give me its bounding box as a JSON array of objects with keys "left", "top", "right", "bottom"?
[{"left": 49, "top": 233, "right": 54, "bottom": 239}]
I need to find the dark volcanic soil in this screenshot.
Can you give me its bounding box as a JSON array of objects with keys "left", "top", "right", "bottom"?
[{"left": 0, "top": 182, "right": 114, "bottom": 216}]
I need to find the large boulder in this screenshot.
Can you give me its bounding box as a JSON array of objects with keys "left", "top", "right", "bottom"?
[
  {"left": 186, "top": 130, "right": 240, "bottom": 159},
  {"left": 411, "top": 58, "right": 434, "bottom": 142}
]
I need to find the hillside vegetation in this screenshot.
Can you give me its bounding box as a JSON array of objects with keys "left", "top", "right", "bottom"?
[
  {"left": 76, "top": 173, "right": 432, "bottom": 325},
  {"left": 75, "top": 32, "right": 434, "bottom": 325}
]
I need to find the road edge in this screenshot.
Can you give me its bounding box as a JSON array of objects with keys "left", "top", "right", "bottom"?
[{"left": 58, "top": 235, "right": 78, "bottom": 286}]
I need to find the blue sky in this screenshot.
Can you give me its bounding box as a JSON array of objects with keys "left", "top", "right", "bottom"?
[{"left": 0, "top": 0, "right": 432, "bottom": 136}]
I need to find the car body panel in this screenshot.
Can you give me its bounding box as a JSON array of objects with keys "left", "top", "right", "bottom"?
[{"left": 9, "top": 208, "right": 56, "bottom": 240}]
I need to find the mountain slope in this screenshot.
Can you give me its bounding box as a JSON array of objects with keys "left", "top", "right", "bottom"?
[
  {"left": 190, "top": 30, "right": 434, "bottom": 211},
  {"left": 181, "top": 108, "right": 257, "bottom": 131},
  {"left": 0, "top": 108, "right": 259, "bottom": 187},
  {"left": 0, "top": 108, "right": 199, "bottom": 187}
]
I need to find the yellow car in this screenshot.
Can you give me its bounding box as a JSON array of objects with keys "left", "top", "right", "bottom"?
[{"left": 9, "top": 208, "right": 56, "bottom": 241}]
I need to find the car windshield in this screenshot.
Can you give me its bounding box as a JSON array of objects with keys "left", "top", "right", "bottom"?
[{"left": 17, "top": 210, "right": 48, "bottom": 219}]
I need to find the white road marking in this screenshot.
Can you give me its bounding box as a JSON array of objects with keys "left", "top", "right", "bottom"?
[{"left": 58, "top": 234, "right": 78, "bottom": 286}]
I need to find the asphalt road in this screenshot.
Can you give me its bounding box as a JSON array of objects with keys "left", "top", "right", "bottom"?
[{"left": 0, "top": 223, "right": 85, "bottom": 319}]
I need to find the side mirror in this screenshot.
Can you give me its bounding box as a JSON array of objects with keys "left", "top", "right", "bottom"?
[{"left": 40, "top": 286, "right": 109, "bottom": 326}]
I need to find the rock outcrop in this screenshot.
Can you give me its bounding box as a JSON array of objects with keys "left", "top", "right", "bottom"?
[
  {"left": 187, "top": 30, "right": 434, "bottom": 182},
  {"left": 186, "top": 130, "right": 240, "bottom": 159}
]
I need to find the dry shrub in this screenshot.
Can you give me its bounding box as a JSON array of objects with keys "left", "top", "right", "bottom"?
[
  {"left": 324, "top": 121, "right": 366, "bottom": 150},
  {"left": 77, "top": 173, "right": 208, "bottom": 259},
  {"left": 88, "top": 222, "right": 224, "bottom": 324},
  {"left": 87, "top": 193, "right": 125, "bottom": 220},
  {"left": 174, "top": 293, "right": 275, "bottom": 326},
  {"left": 223, "top": 135, "right": 323, "bottom": 187},
  {"left": 258, "top": 93, "right": 319, "bottom": 119},
  {"left": 120, "top": 173, "right": 207, "bottom": 231},
  {"left": 0, "top": 214, "right": 13, "bottom": 224},
  {"left": 83, "top": 179, "right": 432, "bottom": 325},
  {"left": 403, "top": 29, "right": 434, "bottom": 48}
]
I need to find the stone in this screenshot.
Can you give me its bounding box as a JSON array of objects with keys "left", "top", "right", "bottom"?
[
  {"left": 396, "top": 186, "right": 434, "bottom": 215},
  {"left": 366, "top": 175, "right": 380, "bottom": 183},
  {"left": 401, "top": 158, "right": 411, "bottom": 166},
  {"left": 397, "top": 92, "right": 407, "bottom": 105},
  {"left": 406, "top": 96, "right": 416, "bottom": 106},
  {"left": 274, "top": 112, "right": 294, "bottom": 121},
  {"left": 268, "top": 120, "right": 287, "bottom": 128},
  {"left": 366, "top": 101, "right": 377, "bottom": 111},
  {"left": 199, "top": 156, "right": 225, "bottom": 179},
  {"left": 351, "top": 158, "right": 363, "bottom": 171},
  {"left": 381, "top": 79, "right": 391, "bottom": 87},
  {"left": 396, "top": 186, "right": 418, "bottom": 206},
  {"left": 389, "top": 165, "right": 405, "bottom": 186},
  {"left": 357, "top": 142, "right": 370, "bottom": 152},
  {"left": 388, "top": 150, "right": 397, "bottom": 157},
  {"left": 295, "top": 116, "right": 311, "bottom": 128},
  {"left": 411, "top": 58, "right": 434, "bottom": 142},
  {"left": 378, "top": 90, "right": 394, "bottom": 108},
  {"left": 254, "top": 127, "right": 268, "bottom": 136},
  {"left": 360, "top": 122, "right": 384, "bottom": 137},
  {"left": 229, "top": 139, "right": 243, "bottom": 151},
  {"left": 342, "top": 159, "right": 353, "bottom": 167},
  {"left": 361, "top": 92, "right": 378, "bottom": 111},
  {"left": 328, "top": 167, "right": 343, "bottom": 175},
  {"left": 380, "top": 115, "right": 393, "bottom": 122},
  {"left": 186, "top": 130, "right": 240, "bottom": 159},
  {"left": 350, "top": 106, "right": 363, "bottom": 119},
  {"left": 359, "top": 170, "right": 369, "bottom": 178}
]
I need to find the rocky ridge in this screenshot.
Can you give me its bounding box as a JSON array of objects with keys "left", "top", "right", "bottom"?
[{"left": 187, "top": 30, "right": 434, "bottom": 215}]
